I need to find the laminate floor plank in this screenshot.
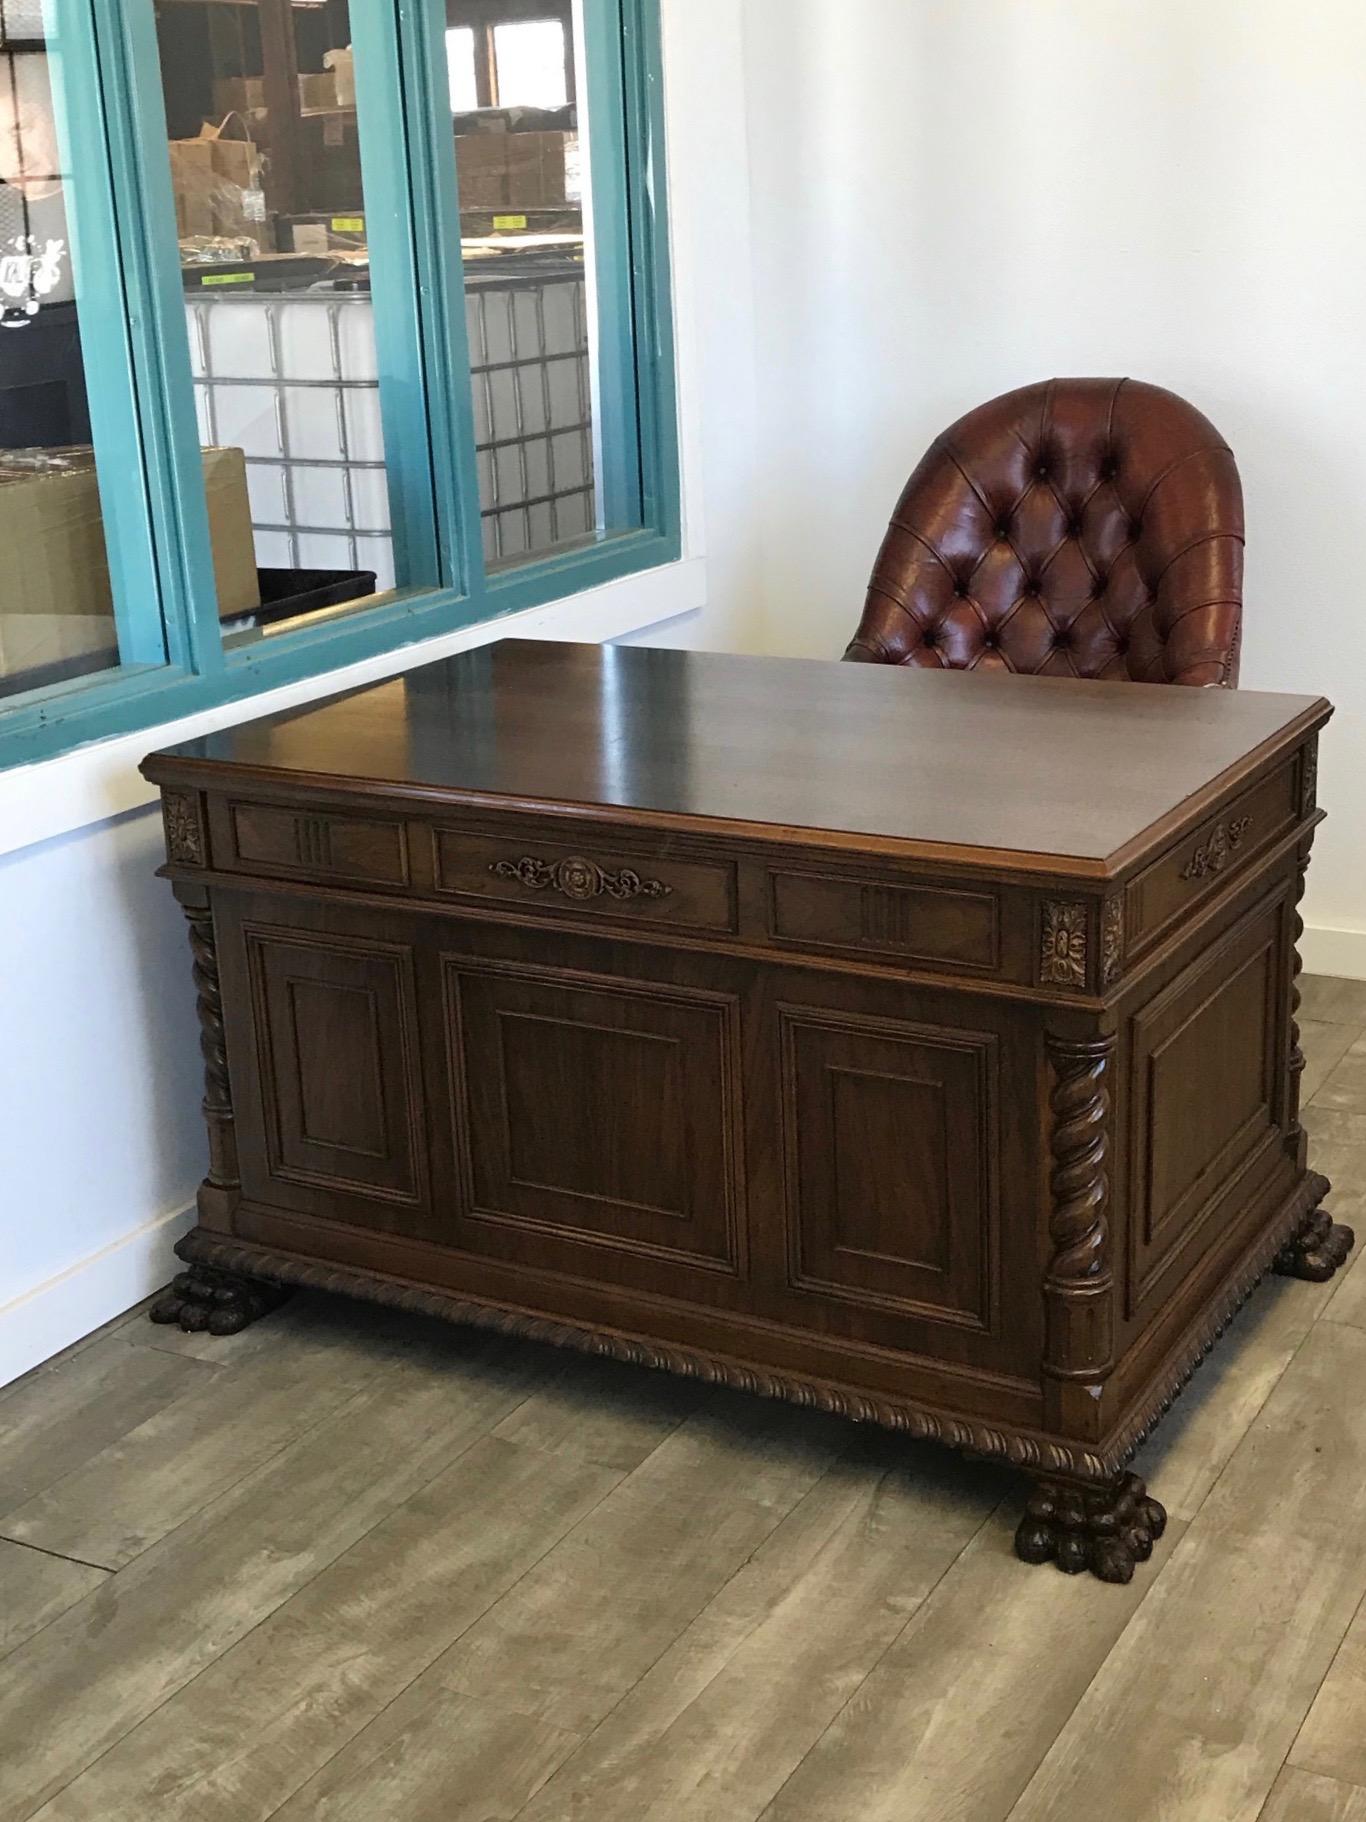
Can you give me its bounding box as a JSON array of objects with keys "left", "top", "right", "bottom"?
[
  {"left": 1130, "top": 1272, "right": 1334, "bottom": 1521},
  {"left": 0, "top": 1330, "right": 546, "bottom": 1822},
  {"left": 1303, "top": 1105, "right": 1366, "bottom": 1147},
  {"left": 1301, "top": 1022, "right": 1364, "bottom": 1103},
  {"left": 0, "top": 1540, "right": 107, "bottom": 1660},
  {"left": 273, "top": 1687, "right": 581, "bottom": 1822},
  {"left": 1311, "top": 1038, "right": 1366, "bottom": 1111},
  {"left": 425, "top": 1397, "right": 851, "bottom": 1736},
  {"left": 490, "top": 1354, "right": 702, "bottom": 1471},
  {"left": 1298, "top": 977, "right": 1366, "bottom": 1027},
  {"left": 514, "top": 1441, "right": 998, "bottom": 1822},
  {"left": 0, "top": 1335, "right": 220, "bottom": 1518},
  {"left": 33, "top": 1436, "right": 618, "bottom": 1822},
  {"left": 1005, "top": 1322, "right": 1366, "bottom": 1822},
  {"left": 1289, "top": 1585, "right": 1366, "bottom": 1788},
  {"left": 1260, "top": 1767, "right": 1366, "bottom": 1822},
  {"left": 1313, "top": 1141, "right": 1366, "bottom": 1333},
  {"left": 1, "top": 1303, "right": 419, "bottom": 1569},
  {"left": 757, "top": 1504, "right": 1183, "bottom": 1822}
]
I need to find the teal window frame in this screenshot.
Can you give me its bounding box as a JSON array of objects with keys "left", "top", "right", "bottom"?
[{"left": 0, "top": 0, "right": 679, "bottom": 769}]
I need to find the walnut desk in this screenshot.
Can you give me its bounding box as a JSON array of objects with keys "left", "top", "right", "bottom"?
[{"left": 143, "top": 640, "right": 1353, "bottom": 1584}]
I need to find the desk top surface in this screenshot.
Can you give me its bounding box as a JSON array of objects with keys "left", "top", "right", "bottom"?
[{"left": 147, "top": 640, "right": 1330, "bottom": 873}]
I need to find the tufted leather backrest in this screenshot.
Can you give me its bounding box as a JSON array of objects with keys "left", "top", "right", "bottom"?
[{"left": 844, "top": 378, "right": 1244, "bottom": 686}]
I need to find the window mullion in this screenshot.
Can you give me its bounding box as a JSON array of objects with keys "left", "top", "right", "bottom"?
[
  {"left": 578, "top": 0, "right": 644, "bottom": 535},
  {"left": 88, "top": 0, "right": 225, "bottom": 678},
  {"left": 392, "top": 0, "right": 485, "bottom": 604}
]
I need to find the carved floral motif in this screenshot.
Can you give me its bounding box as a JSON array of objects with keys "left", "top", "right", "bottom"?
[
  {"left": 490, "top": 854, "right": 674, "bottom": 904},
  {"left": 1180, "top": 816, "right": 1252, "bottom": 881},
  {"left": 1101, "top": 896, "right": 1125, "bottom": 989},
  {"left": 163, "top": 791, "right": 205, "bottom": 866},
  {"left": 1040, "top": 901, "right": 1088, "bottom": 988}
]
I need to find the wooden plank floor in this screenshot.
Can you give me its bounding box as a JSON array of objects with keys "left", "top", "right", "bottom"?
[{"left": 3, "top": 979, "right": 1366, "bottom": 1822}]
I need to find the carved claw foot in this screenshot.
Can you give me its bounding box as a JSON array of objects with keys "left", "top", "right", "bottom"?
[
  {"left": 149, "top": 1266, "right": 289, "bottom": 1336},
  {"left": 1014, "top": 1472, "right": 1168, "bottom": 1585},
  {"left": 1274, "top": 1206, "right": 1356, "bottom": 1284}
]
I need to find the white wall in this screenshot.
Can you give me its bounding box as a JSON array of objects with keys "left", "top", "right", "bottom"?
[
  {"left": 0, "top": 0, "right": 765, "bottom": 1387},
  {"left": 740, "top": 0, "right": 1366, "bottom": 970}
]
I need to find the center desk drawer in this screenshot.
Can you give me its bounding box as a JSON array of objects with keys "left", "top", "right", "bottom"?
[
  {"left": 769, "top": 869, "right": 1002, "bottom": 972},
  {"left": 433, "top": 827, "right": 736, "bottom": 933}
]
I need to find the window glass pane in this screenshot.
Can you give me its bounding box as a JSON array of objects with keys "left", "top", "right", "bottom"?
[
  {"left": 0, "top": 4, "right": 160, "bottom": 703},
  {"left": 493, "top": 21, "right": 568, "bottom": 110},
  {"left": 446, "top": 26, "right": 478, "bottom": 113},
  {"left": 450, "top": 3, "right": 633, "bottom": 572},
  {"left": 153, "top": 0, "right": 424, "bottom": 648}
]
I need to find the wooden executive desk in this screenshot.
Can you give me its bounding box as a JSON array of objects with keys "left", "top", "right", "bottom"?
[{"left": 143, "top": 640, "right": 1354, "bottom": 1584}]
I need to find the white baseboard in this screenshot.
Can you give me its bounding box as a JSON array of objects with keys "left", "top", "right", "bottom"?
[
  {"left": 1303, "top": 924, "right": 1366, "bottom": 984},
  {"left": 0, "top": 1202, "right": 195, "bottom": 1390}
]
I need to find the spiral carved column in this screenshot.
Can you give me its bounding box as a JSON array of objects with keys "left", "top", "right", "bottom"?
[
  {"left": 1043, "top": 1033, "right": 1116, "bottom": 1390},
  {"left": 184, "top": 904, "right": 238, "bottom": 1193},
  {"left": 1286, "top": 849, "right": 1310, "bottom": 1163}
]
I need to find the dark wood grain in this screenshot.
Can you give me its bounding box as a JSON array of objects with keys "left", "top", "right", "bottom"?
[
  {"left": 143, "top": 640, "right": 1331, "bottom": 874},
  {"left": 141, "top": 642, "right": 1352, "bottom": 1585}
]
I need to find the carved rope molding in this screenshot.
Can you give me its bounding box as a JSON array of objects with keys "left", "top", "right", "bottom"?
[
  {"left": 184, "top": 905, "right": 237, "bottom": 1190},
  {"left": 1180, "top": 816, "right": 1253, "bottom": 882},
  {"left": 490, "top": 854, "right": 674, "bottom": 905},
  {"left": 1288, "top": 852, "right": 1312, "bottom": 1135},
  {"left": 177, "top": 1163, "right": 1330, "bottom": 1485},
  {"left": 1040, "top": 900, "right": 1088, "bottom": 989},
  {"left": 162, "top": 791, "right": 205, "bottom": 867},
  {"left": 1047, "top": 1035, "right": 1114, "bottom": 1285},
  {"left": 1043, "top": 1033, "right": 1116, "bottom": 1383},
  {"left": 1101, "top": 896, "right": 1126, "bottom": 990}
]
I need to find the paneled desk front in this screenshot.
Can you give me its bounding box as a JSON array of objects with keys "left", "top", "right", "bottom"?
[{"left": 143, "top": 640, "right": 1353, "bottom": 1585}]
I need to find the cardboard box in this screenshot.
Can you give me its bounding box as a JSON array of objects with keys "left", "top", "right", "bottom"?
[
  {"left": 0, "top": 447, "right": 260, "bottom": 623},
  {"left": 171, "top": 121, "right": 265, "bottom": 244},
  {"left": 298, "top": 72, "right": 338, "bottom": 112},
  {"left": 213, "top": 77, "right": 265, "bottom": 117},
  {"left": 169, "top": 138, "right": 216, "bottom": 238},
  {"left": 455, "top": 129, "right": 569, "bottom": 210}
]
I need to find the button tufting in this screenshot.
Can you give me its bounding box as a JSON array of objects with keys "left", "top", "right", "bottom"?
[{"left": 844, "top": 380, "right": 1241, "bottom": 689}]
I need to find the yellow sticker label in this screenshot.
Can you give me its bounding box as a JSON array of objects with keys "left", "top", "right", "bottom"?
[
  {"left": 201, "top": 271, "right": 254, "bottom": 287},
  {"left": 330, "top": 215, "right": 365, "bottom": 233},
  {"left": 492, "top": 214, "right": 528, "bottom": 231}
]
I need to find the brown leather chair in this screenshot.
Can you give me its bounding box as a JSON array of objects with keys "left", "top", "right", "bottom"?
[{"left": 844, "top": 378, "right": 1243, "bottom": 687}]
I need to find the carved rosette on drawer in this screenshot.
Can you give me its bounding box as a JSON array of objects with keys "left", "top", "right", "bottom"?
[
  {"left": 1179, "top": 816, "right": 1252, "bottom": 881},
  {"left": 1043, "top": 1032, "right": 1115, "bottom": 1387},
  {"left": 490, "top": 854, "right": 674, "bottom": 904}
]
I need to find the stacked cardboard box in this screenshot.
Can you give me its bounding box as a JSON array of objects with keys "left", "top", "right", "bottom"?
[
  {"left": 0, "top": 447, "right": 260, "bottom": 622},
  {"left": 455, "top": 130, "right": 570, "bottom": 210},
  {"left": 170, "top": 122, "right": 266, "bottom": 244}
]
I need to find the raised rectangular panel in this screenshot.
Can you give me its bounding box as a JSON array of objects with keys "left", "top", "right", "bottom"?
[
  {"left": 770, "top": 871, "right": 1000, "bottom": 971},
  {"left": 779, "top": 1006, "right": 999, "bottom": 1332},
  {"left": 1127, "top": 905, "right": 1284, "bottom": 1318},
  {"left": 342, "top": 388, "right": 386, "bottom": 464},
  {"left": 206, "top": 300, "right": 273, "bottom": 379},
  {"left": 244, "top": 926, "right": 427, "bottom": 1212},
  {"left": 278, "top": 302, "right": 339, "bottom": 382},
  {"left": 245, "top": 461, "right": 289, "bottom": 525},
  {"left": 283, "top": 385, "right": 344, "bottom": 463},
  {"left": 444, "top": 959, "right": 744, "bottom": 1281},
  {"left": 289, "top": 464, "right": 350, "bottom": 528},
  {"left": 349, "top": 467, "right": 393, "bottom": 533},
  {"left": 228, "top": 803, "right": 409, "bottom": 887},
  {"left": 336, "top": 304, "right": 380, "bottom": 382},
  {"left": 212, "top": 383, "right": 282, "bottom": 460}
]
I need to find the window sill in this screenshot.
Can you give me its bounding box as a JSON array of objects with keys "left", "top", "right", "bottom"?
[{"left": 0, "top": 555, "right": 706, "bottom": 861}]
